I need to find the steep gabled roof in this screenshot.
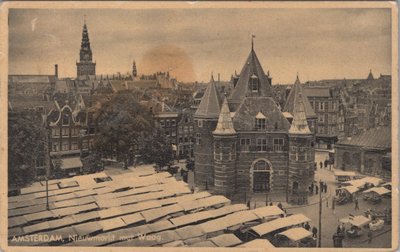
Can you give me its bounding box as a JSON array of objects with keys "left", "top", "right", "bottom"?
[
  {"left": 194, "top": 76, "right": 221, "bottom": 119},
  {"left": 213, "top": 97, "right": 236, "bottom": 135},
  {"left": 283, "top": 75, "right": 316, "bottom": 119},
  {"left": 232, "top": 97, "right": 290, "bottom": 132},
  {"left": 229, "top": 47, "right": 273, "bottom": 102},
  {"left": 289, "top": 85, "right": 311, "bottom": 135}
]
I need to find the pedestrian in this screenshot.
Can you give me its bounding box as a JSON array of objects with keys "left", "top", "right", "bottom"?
[
  {"left": 315, "top": 185, "right": 319, "bottom": 195},
  {"left": 277, "top": 202, "right": 283, "bottom": 210},
  {"left": 325, "top": 183, "right": 328, "bottom": 193},
  {"left": 367, "top": 230, "right": 372, "bottom": 243},
  {"left": 246, "top": 200, "right": 251, "bottom": 209},
  {"left": 253, "top": 202, "right": 256, "bottom": 210},
  {"left": 332, "top": 197, "right": 335, "bottom": 210},
  {"left": 354, "top": 198, "right": 359, "bottom": 210},
  {"left": 310, "top": 184, "right": 314, "bottom": 194},
  {"left": 320, "top": 161, "right": 323, "bottom": 169},
  {"left": 269, "top": 202, "right": 273, "bottom": 206},
  {"left": 326, "top": 199, "right": 329, "bottom": 207},
  {"left": 337, "top": 225, "right": 341, "bottom": 235},
  {"left": 324, "top": 159, "right": 328, "bottom": 168},
  {"left": 340, "top": 223, "right": 346, "bottom": 234},
  {"left": 190, "top": 186, "right": 195, "bottom": 194},
  {"left": 312, "top": 226, "right": 318, "bottom": 238},
  {"left": 304, "top": 222, "right": 311, "bottom": 231}
]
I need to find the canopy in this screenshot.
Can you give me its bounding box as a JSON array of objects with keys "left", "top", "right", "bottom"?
[
  {"left": 349, "top": 215, "right": 371, "bottom": 227},
  {"left": 57, "top": 157, "right": 83, "bottom": 170},
  {"left": 340, "top": 185, "right": 359, "bottom": 194},
  {"left": 238, "top": 239, "right": 275, "bottom": 248},
  {"left": 363, "top": 187, "right": 390, "bottom": 195},
  {"left": 251, "top": 214, "right": 310, "bottom": 236},
  {"left": 334, "top": 170, "right": 356, "bottom": 177},
  {"left": 277, "top": 227, "right": 312, "bottom": 241},
  {"left": 210, "top": 233, "right": 242, "bottom": 247},
  {"left": 361, "top": 177, "right": 383, "bottom": 187},
  {"left": 252, "top": 206, "right": 284, "bottom": 219}
]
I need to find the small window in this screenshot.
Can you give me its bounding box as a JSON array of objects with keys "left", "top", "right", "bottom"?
[
  {"left": 196, "top": 133, "right": 201, "bottom": 145},
  {"left": 255, "top": 118, "right": 266, "bottom": 130},
  {"left": 62, "top": 114, "right": 70, "bottom": 126},
  {"left": 160, "top": 120, "right": 165, "bottom": 127},
  {"left": 250, "top": 74, "right": 259, "bottom": 92},
  {"left": 166, "top": 120, "right": 170, "bottom": 127},
  {"left": 256, "top": 138, "right": 267, "bottom": 152},
  {"left": 171, "top": 120, "right": 176, "bottom": 126},
  {"left": 62, "top": 128, "right": 69, "bottom": 136},
  {"left": 273, "top": 138, "right": 284, "bottom": 152},
  {"left": 198, "top": 120, "right": 203, "bottom": 128},
  {"left": 240, "top": 138, "right": 251, "bottom": 152}
]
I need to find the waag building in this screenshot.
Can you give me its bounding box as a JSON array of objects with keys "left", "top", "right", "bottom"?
[{"left": 193, "top": 43, "right": 316, "bottom": 205}]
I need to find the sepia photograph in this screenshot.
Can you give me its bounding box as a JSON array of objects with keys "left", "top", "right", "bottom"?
[{"left": 1, "top": 1, "right": 398, "bottom": 250}]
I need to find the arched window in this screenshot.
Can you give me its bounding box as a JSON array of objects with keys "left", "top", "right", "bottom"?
[{"left": 253, "top": 160, "right": 270, "bottom": 171}]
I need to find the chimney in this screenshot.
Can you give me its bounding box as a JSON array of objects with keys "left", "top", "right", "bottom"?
[{"left": 55, "top": 64, "right": 58, "bottom": 78}]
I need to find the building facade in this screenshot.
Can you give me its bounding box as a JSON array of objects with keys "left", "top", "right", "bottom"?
[{"left": 193, "top": 44, "right": 315, "bottom": 204}]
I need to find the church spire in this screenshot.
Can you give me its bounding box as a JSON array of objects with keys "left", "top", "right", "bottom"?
[
  {"left": 77, "top": 18, "right": 96, "bottom": 78},
  {"left": 132, "top": 60, "right": 137, "bottom": 78}
]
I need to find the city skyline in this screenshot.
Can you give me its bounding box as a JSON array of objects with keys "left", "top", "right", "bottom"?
[{"left": 9, "top": 8, "right": 391, "bottom": 83}]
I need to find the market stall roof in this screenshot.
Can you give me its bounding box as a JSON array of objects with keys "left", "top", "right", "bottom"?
[
  {"left": 334, "top": 170, "right": 356, "bottom": 177},
  {"left": 190, "top": 240, "right": 217, "bottom": 247},
  {"left": 251, "top": 214, "right": 310, "bottom": 236},
  {"left": 209, "top": 233, "right": 242, "bottom": 247},
  {"left": 154, "top": 230, "right": 182, "bottom": 245},
  {"left": 99, "top": 217, "right": 127, "bottom": 231},
  {"left": 73, "top": 221, "right": 103, "bottom": 236},
  {"left": 363, "top": 187, "right": 391, "bottom": 195},
  {"left": 361, "top": 177, "right": 383, "bottom": 186},
  {"left": 340, "top": 185, "right": 359, "bottom": 194},
  {"left": 277, "top": 227, "right": 312, "bottom": 241},
  {"left": 58, "top": 157, "right": 83, "bottom": 170},
  {"left": 121, "top": 213, "right": 145, "bottom": 225},
  {"left": 349, "top": 215, "right": 371, "bottom": 227},
  {"left": 252, "top": 205, "right": 284, "bottom": 219},
  {"left": 175, "top": 225, "right": 205, "bottom": 240},
  {"left": 238, "top": 239, "right": 275, "bottom": 248}
]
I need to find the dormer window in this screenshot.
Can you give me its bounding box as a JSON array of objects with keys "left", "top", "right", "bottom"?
[
  {"left": 250, "top": 74, "right": 259, "bottom": 92},
  {"left": 62, "top": 113, "right": 70, "bottom": 126},
  {"left": 255, "top": 112, "right": 266, "bottom": 130}
]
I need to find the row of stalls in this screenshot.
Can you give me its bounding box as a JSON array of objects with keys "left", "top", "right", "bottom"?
[
  {"left": 8, "top": 165, "right": 315, "bottom": 248},
  {"left": 334, "top": 175, "right": 390, "bottom": 205}
]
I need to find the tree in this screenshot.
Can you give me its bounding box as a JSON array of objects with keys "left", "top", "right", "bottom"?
[
  {"left": 94, "top": 91, "right": 154, "bottom": 163},
  {"left": 8, "top": 111, "right": 47, "bottom": 188},
  {"left": 139, "top": 131, "right": 174, "bottom": 169}
]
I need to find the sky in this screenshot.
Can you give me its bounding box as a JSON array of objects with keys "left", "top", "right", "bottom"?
[{"left": 8, "top": 8, "right": 392, "bottom": 83}]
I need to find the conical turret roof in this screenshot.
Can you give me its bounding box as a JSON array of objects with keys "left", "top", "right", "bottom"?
[
  {"left": 194, "top": 75, "right": 221, "bottom": 119},
  {"left": 289, "top": 83, "right": 311, "bottom": 134},
  {"left": 230, "top": 46, "right": 273, "bottom": 102},
  {"left": 283, "top": 75, "right": 316, "bottom": 119},
  {"left": 213, "top": 97, "right": 236, "bottom": 135}
]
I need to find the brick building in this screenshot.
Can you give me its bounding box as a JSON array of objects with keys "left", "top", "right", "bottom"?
[{"left": 194, "top": 43, "right": 315, "bottom": 204}]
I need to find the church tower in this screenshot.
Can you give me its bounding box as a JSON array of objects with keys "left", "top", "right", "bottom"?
[
  {"left": 288, "top": 85, "right": 315, "bottom": 205},
  {"left": 213, "top": 97, "right": 237, "bottom": 197},
  {"left": 194, "top": 75, "right": 221, "bottom": 189},
  {"left": 132, "top": 60, "right": 137, "bottom": 80},
  {"left": 76, "top": 19, "right": 96, "bottom": 79}
]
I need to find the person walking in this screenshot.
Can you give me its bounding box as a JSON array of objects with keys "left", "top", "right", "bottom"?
[
  {"left": 277, "top": 202, "right": 283, "bottom": 210},
  {"left": 315, "top": 185, "right": 319, "bottom": 195},
  {"left": 312, "top": 226, "right": 318, "bottom": 238},
  {"left": 247, "top": 200, "right": 251, "bottom": 209},
  {"left": 269, "top": 202, "right": 273, "bottom": 206},
  {"left": 324, "top": 160, "right": 328, "bottom": 168},
  {"left": 191, "top": 186, "right": 195, "bottom": 194},
  {"left": 368, "top": 230, "right": 373, "bottom": 243},
  {"left": 320, "top": 161, "right": 323, "bottom": 169},
  {"left": 325, "top": 183, "right": 328, "bottom": 194},
  {"left": 354, "top": 197, "right": 359, "bottom": 211}
]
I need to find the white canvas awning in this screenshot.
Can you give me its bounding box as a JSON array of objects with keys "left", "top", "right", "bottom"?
[
  {"left": 55, "top": 157, "right": 83, "bottom": 170},
  {"left": 238, "top": 239, "right": 275, "bottom": 248},
  {"left": 251, "top": 214, "right": 310, "bottom": 236},
  {"left": 277, "top": 227, "right": 312, "bottom": 241},
  {"left": 363, "top": 187, "right": 390, "bottom": 195},
  {"left": 340, "top": 185, "right": 359, "bottom": 194}
]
